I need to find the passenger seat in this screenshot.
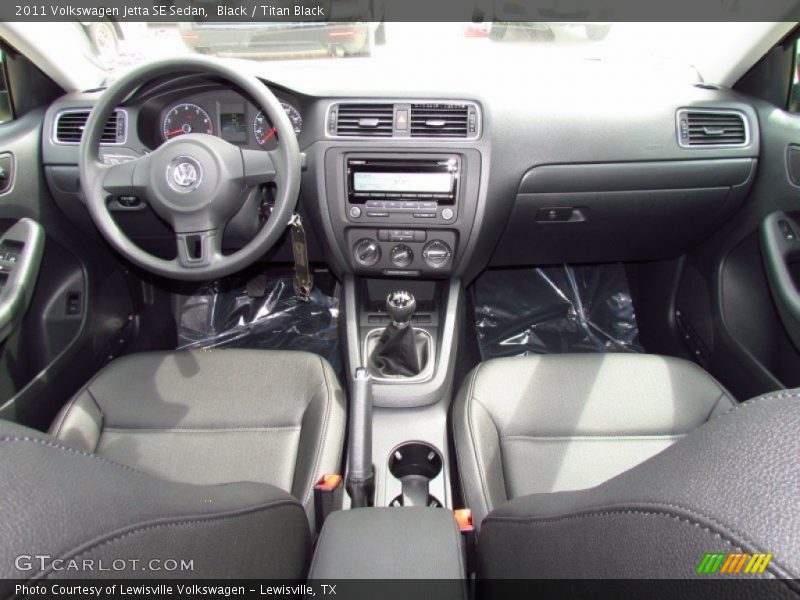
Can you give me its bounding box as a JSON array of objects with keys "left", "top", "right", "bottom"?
[{"left": 453, "top": 353, "right": 735, "bottom": 527}]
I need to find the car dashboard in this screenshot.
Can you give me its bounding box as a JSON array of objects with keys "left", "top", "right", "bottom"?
[{"left": 40, "top": 65, "right": 761, "bottom": 284}]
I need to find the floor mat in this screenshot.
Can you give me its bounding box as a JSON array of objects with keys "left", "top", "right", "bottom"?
[
  {"left": 474, "top": 264, "right": 643, "bottom": 360},
  {"left": 176, "top": 276, "right": 341, "bottom": 372}
]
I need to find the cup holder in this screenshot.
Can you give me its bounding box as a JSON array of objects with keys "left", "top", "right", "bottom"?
[
  {"left": 389, "top": 494, "right": 442, "bottom": 508},
  {"left": 388, "top": 442, "right": 443, "bottom": 508}
]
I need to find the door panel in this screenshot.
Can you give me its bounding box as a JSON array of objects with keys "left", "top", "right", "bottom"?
[
  {"left": 675, "top": 102, "right": 800, "bottom": 399},
  {"left": 0, "top": 108, "right": 138, "bottom": 429}
]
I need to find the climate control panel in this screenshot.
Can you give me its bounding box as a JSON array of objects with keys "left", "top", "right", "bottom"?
[{"left": 347, "top": 228, "right": 456, "bottom": 277}]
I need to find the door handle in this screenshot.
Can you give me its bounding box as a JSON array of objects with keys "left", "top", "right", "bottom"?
[
  {"left": 0, "top": 218, "right": 44, "bottom": 343},
  {"left": 760, "top": 211, "right": 800, "bottom": 350}
]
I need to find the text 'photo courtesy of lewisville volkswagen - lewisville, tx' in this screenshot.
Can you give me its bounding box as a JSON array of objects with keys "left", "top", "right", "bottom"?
[{"left": 0, "top": 0, "right": 799, "bottom": 599}]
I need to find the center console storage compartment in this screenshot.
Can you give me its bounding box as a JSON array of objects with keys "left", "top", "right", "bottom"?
[{"left": 309, "top": 507, "right": 465, "bottom": 581}]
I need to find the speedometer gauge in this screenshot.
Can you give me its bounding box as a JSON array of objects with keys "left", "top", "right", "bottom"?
[
  {"left": 253, "top": 102, "right": 302, "bottom": 149},
  {"left": 162, "top": 103, "right": 213, "bottom": 141}
]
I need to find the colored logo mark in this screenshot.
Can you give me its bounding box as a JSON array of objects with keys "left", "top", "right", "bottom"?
[{"left": 696, "top": 552, "right": 773, "bottom": 574}]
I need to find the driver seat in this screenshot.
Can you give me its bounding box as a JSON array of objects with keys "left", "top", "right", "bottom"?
[{"left": 0, "top": 349, "right": 345, "bottom": 579}]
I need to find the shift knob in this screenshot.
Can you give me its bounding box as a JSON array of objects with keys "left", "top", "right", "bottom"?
[{"left": 386, "top": 291, "right": 416, "bottom": 327}]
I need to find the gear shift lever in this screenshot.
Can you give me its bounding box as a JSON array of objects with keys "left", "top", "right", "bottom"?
[
  {"left": 369, "top": 291, "right": 424, "bottom": 377},
  {"left": 386, "top": 291, "right": 416, "bottom": 327}
]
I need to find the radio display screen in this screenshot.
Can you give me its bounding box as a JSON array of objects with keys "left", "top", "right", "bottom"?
[{"left": 353, "top": 171, "right": 453, "bottom": 194}]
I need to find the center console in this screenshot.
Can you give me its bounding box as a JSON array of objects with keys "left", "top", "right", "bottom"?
[
  {"left": 321, "top": 148, "right": 482, "bottom": 279},
  {"left": 319, "top": 145, "right": 477, "bottom": 510},
  {"left": 309, "top": 507, "right": 466, "bottom": 584},
  {"left": 302, "top": 100, "right": 485, "bottom": 518}
]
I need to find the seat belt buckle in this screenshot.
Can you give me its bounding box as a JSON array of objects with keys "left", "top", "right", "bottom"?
[
  {"left": 454, "top": 508, "right": 477, "bottom": 576},
  {"left": 454, "top": 508, "right": 474, "bottom": 533},
  {"left": 314, "top": 474, "right": 343, "bottom": 532}
]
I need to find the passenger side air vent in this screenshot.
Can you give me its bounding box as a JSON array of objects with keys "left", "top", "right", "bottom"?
[
  {"left": 677, "top": 109, "right": 747, "bottom": 147},
  {"left": 335, "top": 103, "right": 394, "bottom": 137},
  {"left": 55, "top": 110, "right": 126, "bottom": 144},
  {"left": 410, "top": 103, "right": 471, "bottom": 138}
]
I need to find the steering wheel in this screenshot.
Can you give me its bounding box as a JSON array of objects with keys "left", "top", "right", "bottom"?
[{"left": 79, "top": 56, "right": 301, "bottom": 281}]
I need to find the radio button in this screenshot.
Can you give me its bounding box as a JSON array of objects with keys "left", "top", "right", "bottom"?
[
  {"left": 366, "top": 200, "right": 384, "bottom": 208},
  {"left": 419, "top": 201, "right": 437, "bottom": 209},
  {"left": 349, "top": 206, "right": 362, "bottom": 219},
  {"left": 433, "top": 193, "right": 451, "bottom": 199},
  {"left": 385, "top": 201, "right": 401, "bottom": 210},
  {"left": 417, "top": 193, "right": 433, "bottom": 199},
  {"left": 402, "top": 201, "right": 419, "bottom": 209},
  {"left": 367, "top": 211, "right": 389, "bottom": 217},
  {"left": 386, "top": 192, "right": 402, "bottom": 198},
  {"left": 413, "top": 212, "right": 436, "bottom": 219},
  {"left": 401, "top": 193, "right": 418, "bottom": 198}
]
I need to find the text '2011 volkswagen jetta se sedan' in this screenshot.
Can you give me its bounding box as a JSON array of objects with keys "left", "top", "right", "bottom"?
[{"left": 0, "top": 3, "right": 799, "bottom": 598}]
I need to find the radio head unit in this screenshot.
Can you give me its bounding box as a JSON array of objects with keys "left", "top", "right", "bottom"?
[{"left": 347, "top": 156, "right": 460, "bottom": 205}]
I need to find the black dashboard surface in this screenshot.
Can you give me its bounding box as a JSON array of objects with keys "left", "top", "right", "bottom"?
[{"left": 40, "top": 59, "right": 761, "bottom": 281}]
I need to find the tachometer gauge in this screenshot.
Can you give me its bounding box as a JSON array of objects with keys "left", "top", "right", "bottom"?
[
  {"left": 162, "top": 103, "right": 213, "bottom": 141},
  {"left": 253, "top": 102, "right": 302, "bottom": 149}
]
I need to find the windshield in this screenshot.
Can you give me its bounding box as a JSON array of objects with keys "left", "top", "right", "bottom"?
[{"left": 17, "top": 21, "right": 786, "bottom": 87}]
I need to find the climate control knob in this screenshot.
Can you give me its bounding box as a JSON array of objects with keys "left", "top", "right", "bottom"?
[
  {"left": 354, "top": 238, "right": 381, "bottom": 267},
  {"left": 422, "top": 240, "right": 452, "bottom": 269},
  {"left": 390, "top": 244, "right": 414, "bottom": 268}
]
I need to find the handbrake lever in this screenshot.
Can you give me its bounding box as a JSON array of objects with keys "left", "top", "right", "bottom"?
[{"left": 346, "top": 367, "right": 375, "bottom": 508}]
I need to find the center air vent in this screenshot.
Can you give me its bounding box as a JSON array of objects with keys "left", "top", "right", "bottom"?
[
  {"left": 335, "top": 103, "right": 393, "bottom": 137},
  {"left": 410, "top": 103, "right": 471, "bottom": 138},
  {"left": 329, "top": 101, "right": 481, "bottom": 139},
  {"left": 55, "top": 110, "right": 126, "bottom": 144},
  {"left": 677, "top": 109, "right": 747, "bottom": 147}
]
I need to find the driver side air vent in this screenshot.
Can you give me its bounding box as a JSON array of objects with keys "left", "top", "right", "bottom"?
[
  {"left": 335, "top": 103, "right": 394, "bottom": 137},
  {"left": 54, "top": 110, "right": 127, "bottom": 144},
  {"left": 677, "top": 109, "right": 748, "bottom": 147}
]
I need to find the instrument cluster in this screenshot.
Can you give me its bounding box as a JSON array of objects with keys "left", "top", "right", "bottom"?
[{"left": 150, "top": 88, "right": 302, "bottom": 151}]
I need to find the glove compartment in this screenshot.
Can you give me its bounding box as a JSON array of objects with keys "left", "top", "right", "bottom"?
[{"left": 491, "top": 158, "right": 756, "bottom": 265}]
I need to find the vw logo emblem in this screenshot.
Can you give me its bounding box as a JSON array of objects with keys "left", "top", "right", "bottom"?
[
  {"left": 173, "top": 162, "right": 197, "bottom": 187},
  {"left": 166, "top": 156, "right": 203, "bottom": 193}
]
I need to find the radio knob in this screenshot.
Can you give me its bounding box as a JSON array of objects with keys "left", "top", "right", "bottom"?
[
  {"left": 390, "top": 244, "right": 414, "bottom": 268},
  {"left": 349, "top": 206, "right": 362, "bottom": 219},
  {"left": 441, "top": 208, "right": 454, "bottom": 221},
  {"left": 422, "top": 240, "right": 452, "bottom": 269},
  {"left": 354, "top": 238, "right": 381, "bottom": 267}
]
